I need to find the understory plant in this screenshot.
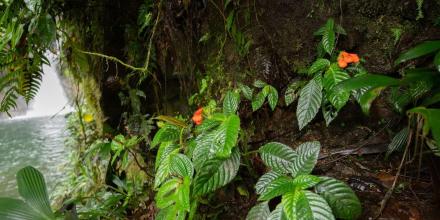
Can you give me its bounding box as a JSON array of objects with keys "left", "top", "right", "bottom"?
[
  {"left": 238, "top": 80, "right": 279, "bottom": 112},
  {"left": 283, "top": 18, "right": 369, "bottom": 129},
  {"left": 151, "top": 90, "right": 242, "bottom": 219},
  {"left": 336, "top": 40, "right": 440, "bottom": 157},
  {"left": 0, "top": 166, "right": 60, "bottom": 220},
  {"left": 247, "top": 141, "right": 362, "bottom": 220}
]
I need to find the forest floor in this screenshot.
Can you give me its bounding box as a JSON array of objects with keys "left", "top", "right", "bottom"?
[{"left": 187, "top": 103, "right": 440, "bottom": 220}]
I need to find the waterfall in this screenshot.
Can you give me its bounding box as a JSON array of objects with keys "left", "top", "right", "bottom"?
[{"left": 13, "top": 53, "right": 73, "bottom": 119}]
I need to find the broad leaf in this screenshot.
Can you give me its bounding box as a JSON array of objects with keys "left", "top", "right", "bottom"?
[
  {"left": 254, "top": 80, "right": 268, "bottom": 88},
  {"left": 268, "top": 204, "right": 288, "bottom": 220},
  {"left": 292, "top": 175, "right": 321, "bottom": 189},
  {"left": 255, "top": 171, "right": 283, "bottom": 194},
  {"left": 386, "top": 127, "right": 409, "bottom": 158},
  {"left": 315, "top": 177, "right": 362, "bottom": 220},
  {"left": 193, "top": 132, "right": 219, "bottom": 170},
  {"left": 308, "top": 59, "right": 330, "bottom": 76},
  {"left": 252, "top": 90, "right": 267, "bottom": 111},
  {"left": 16, "top": 166, "right": 54, "bottom": 219},
  {"left": 216, "top": 114, "right": 240, "bottom": 158},
  {"left": 195, "top": 118, "right": 221, "bottom": 133},
  {"left": 285, "top": 81, "right": 305, "bottom": 106},
  {"left": 156, "top": 177, "right": 190, "bottom": 212},
  {"left": 246, "top": 202, "right": 270, "bottom": 220},
  {"left": 408, "top": 107, "right": 440, "bottom": 146},
  {"left": 36, "top": 14, "right": 56, "bottom": 46},
  {"left": 297, "top": 74, "right": 323, "bottom": 130},
  {"left": 156, "top": 178, "right": 180, "bottom": 209},
  {"left": 151, "top": 124, "right": 180, "bottom": 148},
  {"left": 395, "top": 40, "right": 440, "bottom": 65},
  {"left": 259, "top": 142, "right": 297, "bottom": 174},
  {"left": 359, "top": 87, "right": 384, "bottom": 115},
  {"left": 426, "top": 139, "right": 440, "bottom": 157},
  {"left": 155, "top": 143, "right": 179, "bottom": 188},
  {"left": 170, "top": 154, "right": 194, "bottom": 179},
  {"left": 258, "top": 176, "right": 296, "bottom": 201},
  {"left": 336, "top": 74, "right": 400, "bottom": 93},
  {"left": 193, "top": 148, "right": 240, "bottom": 195},
  {"left": 322, "top": 97, "right": 338, "bottom": 126},
  {"left": 0, "top": 198, "right": 48, "bottom": 220},
  {"left": 304, "top": 191, "right": 335, "bottom": 220},
  {"left": 223, "top": 91, "right": 240, "bottom": 115},
  {"left": 322, "top": 19, "right": 335, "bottom": 55},
  {"left": 323, "top": 64, "right": 350, "bottom": 110},
  {"left": 282, "top": 189, "right": 313, "bottom": 220},
  {"left": 267, "top": 86, "right": 279, "bottom": 111},
  {"left": 239, "top": 83, "right": 254, "bottom": 100},
  {"left": 291, "top": 141, "right": 320, "bottom": 177}
]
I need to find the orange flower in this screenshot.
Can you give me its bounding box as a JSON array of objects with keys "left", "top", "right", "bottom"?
[
  {"left": 192, "top": 108, "right": 203, "bottom": 125},
  {"left": 337, "top": 51, "right": 360, "bottom": 68},
  {"left": 338, "top": 60, "right": 348, "bottom": 68}
]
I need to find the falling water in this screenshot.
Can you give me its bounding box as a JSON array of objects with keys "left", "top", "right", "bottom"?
[{"left": 0, "top": 53, "right": 72, "bottom": 197}]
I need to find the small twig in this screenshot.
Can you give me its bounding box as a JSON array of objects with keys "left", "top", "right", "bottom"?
[
  {"left": 376, "top": 129, "right": 413, "bottom": 219},
  {"left": 77, "top": 49, "right": 146, "bottom": 72},
  {"left": 141, "top": 0, "right": 163, "bottom": 83}
]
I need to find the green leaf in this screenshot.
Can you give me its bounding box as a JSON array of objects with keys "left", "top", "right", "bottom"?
[
  {"left": 246, "top": 202, "right": 270, "bottom": 220},
  {"left": 193, "top": 132, "right": 218, "bottom": 170},
  {"left": 422, "top": 91, "right": 440, "bottom": 106},
  {"left": 290, "top": 141, "right": 320, "bottom": 177},
  {"left": 170, "top": 154, "right": 194, "bottom": 179},
  {"left": 156, "top": 178, "right": 180, "bottom": 209},
  {"left": 434, "top": 51, "right": 440, "bottom": 72},
  {"left": 335, "top": 74, "right": 400, "bottom": 93},
  {"left": 255, "top": 171, "right": 283, "bottom": 194},
  {"left": 193, "top": 148, "right": 240, "bottom": 195},
  {"left": 155, "top": 143, "right": 179, "bottom": 188},
  {"left": 223, "top": 91, "right": 240, "bottom": 115},
  {"left": 322, "top": 19, "right": 335, "bottom": 55},
  {"left": 0, "top": 198, "right": 48, "bottom": 220},
  {"left": 252, "top": 90, "right": 267, "bottom": 111},
  {"left": 155, "top": 176, "right": 190, "bottom": 215},
  {"left": 282, "top": 189, "right": 313, "bottom": 220},
  {"left": 258, "top": 176, "right": 296, "bottom": 201},
  {"left": 268, "top": 204, "right": 288, "bottom": 220},
  {"left": 155, "top": 206, "right": 185, "bottom": 220},
  {"left": 151, "top": 124, "right": 180, "bottom": 148},
  {"left": 285, "top": 81, "right": 305, "bottom": 106},
  {"left": 254, "top": 80, "right": 268, "bottom": 88},
  {"left": 267, "top": 86, "right": 279, "bottom": 111},
  {"left": 322, "top": 97, "right": 338, "bottom": 126},
  {"left": 304, "top": 191, "right": 335, "bottom": 220},
  {"left": 16, "top": 166, "right": 54, "bottom": 219},
  {"left": 297, "top": 74, "right": 323, "bottom": 130},
  {"left": 195, "top": 118, "right": 221, "bottom": 133},
  {"left": 386, "top": 127, "right": 409, "bottom": 158},
  {"left": 176, "top": 176, "right": 191, "bottom": 211},
  {"left": 36, "top": 14, "right": 56, "bottom": 46},
  {"left": 308, "top": 59, "right": 330, "bottom": 76},
  {"left": 239, "top": 83, "right": 254, "bottom": 100},
  {"left": 292, "top": 175, "right": 321, "bottom": 189},
  {"left": 315, "top": 177, "right": 362, "bottom": 220},
  {"left": 395, "top": 41, "right": 440, "bottom": 65},
  {"left": 216, "top": 114, "right": 240, "bottom": 158},
  {"left": 408, "top": 107, "right": 440, "bottom": 147},
  {"left": 426, "top": 139, "right": 440, "bottom": 157},
  {"left": 359, "top": 87, "right": 384, "bottom": 115},
  {"left": 259, "top": 142, "right": 298, "bottom": 174},
  {"left": 323, "top": 64, "right": 350, "bottom": 110}
]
